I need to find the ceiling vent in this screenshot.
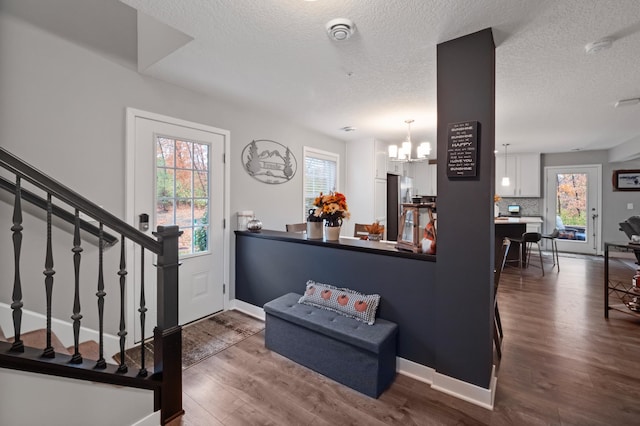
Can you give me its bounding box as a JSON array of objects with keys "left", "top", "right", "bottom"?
[{"left": 326, "top": 18, "right": 355, "bottom": 41}]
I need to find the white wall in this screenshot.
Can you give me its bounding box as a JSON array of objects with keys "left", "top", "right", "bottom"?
[
  {"left": 0, "top": 368, "right": 155, "bottom": 426},
  {"left": 0, "top": 8, "right": 345, "bottom": 330}
]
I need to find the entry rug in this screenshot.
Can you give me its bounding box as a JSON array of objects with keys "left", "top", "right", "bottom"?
[{"left": 114, "top": 310, "right": 264, "bottom": 370}]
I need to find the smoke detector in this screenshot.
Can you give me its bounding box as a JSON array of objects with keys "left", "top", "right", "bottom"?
[{"left": 326, "top": 18, "right": 356, "bottom": 41}]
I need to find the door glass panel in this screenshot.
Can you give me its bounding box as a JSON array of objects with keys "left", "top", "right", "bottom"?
[
  {"left": 176, "top": 140, "right": 193, "bottom": 169},
  {"left": 176, "top": 169, "right": 193, "bottom": 198},
  {"left": 194, "top": 171, "right": 208, "bottom": 196},
  {"left": 157, "top": 168, "right": 175, "bottom": 198},
  {"left": 157, "top": 137, "right": 175, "bottom": 167},
  {"left": 179, "top": 228, "right": 193, "bottom": 256},
  {"left": 157, "top": 199, "right": 174, "bottom": 227},
  {"left": 176, "top": 199, "right": 193, "bottom": 227},
  {"left": 193, "top": 144, "right": 208, "bottom": 171},
  {"left": 156, "top": 137, "right": 210, "bottom": 256},
  {"left": 555, "top": 173, "right": 587, "bottom": 241}
]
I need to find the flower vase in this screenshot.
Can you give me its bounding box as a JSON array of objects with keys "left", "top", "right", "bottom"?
[
  {"left": 307, "top": 221, "right": 323, "bottom": 239},
  {"left": 325, "top": 225, "right": 341, "bottom": 241},
  {"left": 494, "top": 203, "right": 500, "bottom": 217}
]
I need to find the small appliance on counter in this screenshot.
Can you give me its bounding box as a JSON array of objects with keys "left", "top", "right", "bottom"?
[{"left": 507, "top": 205, "right": 521, "bottom": 216}]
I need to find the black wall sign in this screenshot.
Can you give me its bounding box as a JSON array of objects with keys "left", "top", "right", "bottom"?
[{"left": 446, "top": 121, "right": 478, "bottom": 177}]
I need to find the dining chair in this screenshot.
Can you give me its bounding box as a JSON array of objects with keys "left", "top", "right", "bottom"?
[
  {"left": 509, "top": 232, "right": 544, "bottom": 276},
  {"left": 541, "top": 228, "right": 560, "bottom": 271},
  {"left": 494, "top": 238, "right": 511, "bottom": 359},
  {"left": 285, "top": 223, "right": 307, "bottom": 233},
  {"left": 353, "top": 223, "right": 369, "bottom": 238}
]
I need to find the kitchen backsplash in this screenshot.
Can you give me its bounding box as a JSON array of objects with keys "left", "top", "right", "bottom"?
[{"left": 496, "top": 197, "right": 542, "bottom": 216}]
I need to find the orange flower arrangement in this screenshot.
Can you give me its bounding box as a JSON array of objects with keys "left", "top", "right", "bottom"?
[
  {"left": 311, "top": 191, "right": 350, "bottom": 227},
  {"left": 494, "top": 194, "right": 502, "bottom": 203},
  {"left": 365, "top": 221, "right": 385, "bottom": 235}
]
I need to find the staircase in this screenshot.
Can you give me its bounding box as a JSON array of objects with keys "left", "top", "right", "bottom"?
[
  {"left": 4, "top": 328, "right": 100, "bottom": 361},
  {"left": 0, "top": 147, "right": 183, "bottom": 424}
]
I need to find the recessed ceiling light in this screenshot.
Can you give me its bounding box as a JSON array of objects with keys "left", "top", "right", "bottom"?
[
  {"left": 340, "top": 126, "right": 357, "bottom": 132},
  {"left": 585, "top": 38, "right": 613, "bottom": 54},
  {"left": 615, "top": 98, "right": 640, "bottom": 108}
]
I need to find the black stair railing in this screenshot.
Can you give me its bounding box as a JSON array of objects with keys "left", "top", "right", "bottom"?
[{"left": 0, "top": 147, "right": 183, "bottom": 424}]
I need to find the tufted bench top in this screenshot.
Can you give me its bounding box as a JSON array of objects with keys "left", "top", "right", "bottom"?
[{"left": 264, "top": 292, "right": 398, "bottom": 354}]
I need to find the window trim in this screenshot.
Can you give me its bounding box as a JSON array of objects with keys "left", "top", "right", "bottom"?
[{"left": 302, "top": 146, "right": 340, "bottom": 221}]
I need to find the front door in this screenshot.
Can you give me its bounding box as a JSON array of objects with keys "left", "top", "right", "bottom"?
[
  {"left": 544, "top": 165, "right": 602, "bottom": 255},
  {"left": 128, "top": 110, "right": 227, "bottom": 341}
]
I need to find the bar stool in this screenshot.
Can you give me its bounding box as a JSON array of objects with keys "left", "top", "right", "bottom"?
[
  {"left": 508, "top": 232, "right": 544, "bottom": 276},
  {"left": 541, "top": 228, "right": 560, "bottom": 271}
]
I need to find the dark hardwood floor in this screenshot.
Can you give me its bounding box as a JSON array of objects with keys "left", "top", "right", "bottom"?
[{"left": 169, "top": 253, "right": 640, "bottom": 425}]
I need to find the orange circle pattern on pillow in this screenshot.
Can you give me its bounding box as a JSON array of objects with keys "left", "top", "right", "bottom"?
[
  {"left": 354, "top": 300, "right": 367, "bottom": 312},
  {"left": 297, "top": 280, "right": 381, "bottom": 325}
]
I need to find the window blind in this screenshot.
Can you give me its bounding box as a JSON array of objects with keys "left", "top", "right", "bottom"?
[{"left": 303, "top": 150, "right": 338, "bottom": 219}]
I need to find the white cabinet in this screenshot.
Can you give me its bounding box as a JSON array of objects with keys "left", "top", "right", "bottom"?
[
  {"left": 346, "top": 138, "right": 388, "bottom": 237},
  {"left": 525, "top": 222, "right": 542, "bottom": 234},
  {"left": 428, "top": 163, "right": 437, "bottom": 196},
  {"left": 374, "top": 140, "right": 388, "bottom": 180},
  {"left": 495, "top": 153, "right": 540, "bottom": 197},
  {"left": 387, "top": 159, "right": 404, "bottom": 176},
  {"left": 411, "top": 162, "right": 437, "bottom": 196}
]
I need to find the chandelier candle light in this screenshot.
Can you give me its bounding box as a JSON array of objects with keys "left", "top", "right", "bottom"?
[{"left": 388, "top": 120, "right": 431, "bottom": 162}]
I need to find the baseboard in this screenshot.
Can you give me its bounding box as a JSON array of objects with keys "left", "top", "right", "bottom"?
[
  {"left": 0, "top": 302, "right": 120, "bottom": 360},
  {"left": 396, "top": 357, "right": 434, "bottom": 384},
  {"left": 130, "top": 410, "right": 160, "bottom": 426},
  {"left": 229, "top": 299, "right": 266, "bottom": 321},
  {"left": 227, "top": 299, "right": 496, "bottom": 409},
  {"left": 432, "top": 365, "right": 497, "bottom": 410}
]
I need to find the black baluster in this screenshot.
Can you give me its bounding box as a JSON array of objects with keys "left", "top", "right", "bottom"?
[
  {"left": 70, "top": 209, "right": 83, "bottom": 364},
  {"left": 117, "top": 237, "right": 128, "bottom": 373},
  {"left": 138, "top": 246, "right": 148, "bottom": 377},
  {"left": 94, "top": 223, "right": 107, "bottom": 369},
  {"left": 42, "top": 193, "right": 56, "bottom": 358},
  {"left": 10, "top": 176, "right": 24, "bottom": 353}
]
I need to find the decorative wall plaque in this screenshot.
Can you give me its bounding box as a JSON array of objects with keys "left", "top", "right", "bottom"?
[
  {"left": 446, "top": 121, "right": 478, "bottom": 178},
  {"left": 241, "top": 139, "right": 297, "bottom": 184}
]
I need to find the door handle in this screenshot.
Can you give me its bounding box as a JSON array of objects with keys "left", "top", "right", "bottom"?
[{"left": 138, "top": 213, "right": 149, "bottom": 231}]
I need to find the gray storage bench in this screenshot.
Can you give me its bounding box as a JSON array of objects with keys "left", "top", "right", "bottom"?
[{"left": 263, "top": 292, "right": 398, "bottom": 398}]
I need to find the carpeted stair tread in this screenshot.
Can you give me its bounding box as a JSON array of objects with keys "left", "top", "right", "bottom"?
[
  {"left": 67, "top": 340, "right": 101, "bottom": 361},
  {"left": 9, "top": 329, "right": 69, "bottom": 354}
]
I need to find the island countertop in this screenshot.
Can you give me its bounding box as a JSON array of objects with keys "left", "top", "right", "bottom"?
[{"left": 494, "top": 216, "right": 543, "bottom": 225}]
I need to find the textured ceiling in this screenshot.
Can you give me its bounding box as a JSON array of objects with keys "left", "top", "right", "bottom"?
[{"left": 120, "top": 0, "right": 640, "bottom": 157}]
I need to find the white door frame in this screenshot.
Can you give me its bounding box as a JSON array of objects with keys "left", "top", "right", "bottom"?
[
  {"left": 543, "top": 164, "right": 602, "bottom": 255},
  {"left": 125, "top": 108, "right": 230, "bottom": 347}
]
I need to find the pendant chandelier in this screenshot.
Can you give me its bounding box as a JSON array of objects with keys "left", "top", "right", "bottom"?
[
  {"left": 388, "top": 119, "right": 430, "bottom": 163},
  {"left": 501, "top": 143, "right": 510, "bottom": 186}
]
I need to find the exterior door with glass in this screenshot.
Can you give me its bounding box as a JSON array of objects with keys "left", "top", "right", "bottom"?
[
  {"left": 129, "top": 112, "right": 227, "bottom": 341},
  {"left": 544, "top": 165, "right": 601, "bottom": 255}
]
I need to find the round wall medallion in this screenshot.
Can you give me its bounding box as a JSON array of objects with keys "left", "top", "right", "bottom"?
[{"left": 241, "top": 139, "right": 297, "bottom": 184}]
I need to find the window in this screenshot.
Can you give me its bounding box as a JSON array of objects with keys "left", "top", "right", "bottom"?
[
  {"left": 303, "top": 147, "right": 339, "bottom": 220},
  {"left": 156, "top": 137, "right": 209, "bottom": 256}
]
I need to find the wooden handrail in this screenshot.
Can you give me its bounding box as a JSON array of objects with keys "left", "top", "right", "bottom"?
[
  {"left": 0, "top": 176, "right": 119, "bottom": 247},
  {"left": 0, "top": 148, "right": 159, "bottom": 253}
]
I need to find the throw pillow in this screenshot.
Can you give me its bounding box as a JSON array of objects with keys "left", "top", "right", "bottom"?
[{"left": 298, "top": 280, "right": 380, "bottom": 325}]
